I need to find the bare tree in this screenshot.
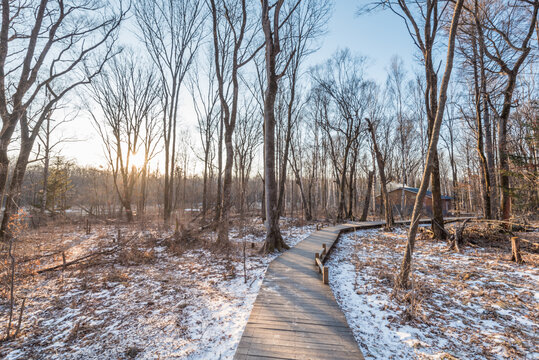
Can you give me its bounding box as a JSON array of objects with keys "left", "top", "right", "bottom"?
[
  {"left": 311, "top": 49, "right": 369, "bottom": 220},
  {"left": 234, "top": 98, "right": 262, "bottom": 217},
  {"left": 135, "top": 0, "right": 205, "bottom": 224},
  {"left": 137, "top": 99, "right": 162, "bottom": 217},
  {"left": 364, "top": 0, "right": 456, "bottom": 239},
  {"left": 89, "top": 53, "right": 161, "bottom": 222},
  {"left": 440, "top": 90, "right": 461, "bottom": 214},
  {"left": 37, "top": 105, "right": 78, "bottom": 215},
  {"left": 275, "top": 0, "right": 331, "bottom": 218},
  {"left": 209, "top": 0, "right": 261, "bottom": 244},
  {"left": 472, "top": 0, "right": 539, "bottom": 221},
  {"left": 386, "top": 55, "right": 409, "bottom": 218},
  {"left": 260, "top": 0, "right": 303, "bottom": 253},
  {"left": 397, "top": 0, "right": 465, "bottom": 288},
  {"left": 0, "top": 0, "right": 125, "bottom": 237},
  {"left": 189, "top": 50, "right": 219, "bottom": 221},
  {"left": 366, "top": 85, "right": 395, "bottom": 230}
]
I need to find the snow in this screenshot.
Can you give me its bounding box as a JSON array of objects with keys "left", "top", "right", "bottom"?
[
  {"left": 327, "top": 228, "right": 539, "bottom": 360},
  {"left": 0, "top": 220, "right": 314, "bottom": 360},
  {"left": 4, "top": 220, "right": 536, "bottom": 359}
]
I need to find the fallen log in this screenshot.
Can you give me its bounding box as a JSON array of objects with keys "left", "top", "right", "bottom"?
[
  {"left": 36, "top": 246, "right": 119, "bottom": 273},
  {"left": 36, "top": 234, "right": 138, "bottom": 274}
]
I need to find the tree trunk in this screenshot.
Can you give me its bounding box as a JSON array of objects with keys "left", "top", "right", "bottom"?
[
  {"left": 337, "top": 147, "right": 349, "bottom": 221},
  {"left": 218, "top": 129, "right": 233, "bottom": 244},
  {"left": 202, "top": 147, "right": 209, "bottom": 221},
  {"left": 261, "top": 0, "right": 288, "bottom": 253},
  {"left": 499, "top": 83, "right": 514, "bottom": 222},
  {"left": 347, "top": 149, "right": 358, "bottom": 219},
  {"left": 41, "top": 116, "right": 51, "bottom": 215},
  {"left": 215, "top": 114, "right": 224, "bottom": 224},
  {"left": 163, "top": 140, "right": 172, "bottom": 223},
  {"left": 277, "top": 79, "right": 295, "bottom": 218},
  {"left": 360, "top": 170, "right": 374, "bottom": 221},
  {"left": 511, "top": 237, "right": 523, "bottom": 264},
  {"left": 1, "top": 140, "right": 33, "bottom": 237},
  {"left": 262, "top": 76, "right": 287, "bottom": 252},
  {"left": 368, "top": 121, "right": 393, "bottom": 230},
  {"left": 398, "top": 0, "right": 464, "bottom": 288},
  {"left": 472, "top": 27, "right": 492, "bottom": 219},
  {"left": 138, "top": 160, "right": 148, "bottom": 216},
  {"left": 479, "top": 41, "right": 497, "bottom": 217}
]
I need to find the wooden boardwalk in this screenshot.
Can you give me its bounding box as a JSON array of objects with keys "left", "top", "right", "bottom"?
[
  {"left": 234, "top": 221, "right": 389, "bottom": 360},
  {"left": 234, "top": 218, "right": 468, "bottom": 359}
]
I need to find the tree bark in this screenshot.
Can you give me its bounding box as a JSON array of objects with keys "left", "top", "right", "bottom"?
[
  {"left": 261, "top": 0, "right": 290, "bottom": 253},
  {"left": 360, "top": 170, "right": 374, "bottom": 221}
]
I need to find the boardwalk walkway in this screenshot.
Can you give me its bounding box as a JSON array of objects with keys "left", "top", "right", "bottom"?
[
  {"left": 234, "top": 221, "right": 390, "bottom": 360},
  {"left": 234, "top": 218, "right": 467, "bottom": 359}
]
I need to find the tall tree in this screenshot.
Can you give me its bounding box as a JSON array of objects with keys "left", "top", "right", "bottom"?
[
  {"left": 0, "top": 0, "right": 124, "bottom": 237},
  {"left": 234, "top": 98, "right": 262, "bottom": 217},
  {"left": 189, "top": 50, "right": 219, "bottom": 222},
  {"left": 386, "top": 56, "right": 409, "bottom": 218},
  {"left": 275, "top": 0, "right": 331, "bottom": 217},
  {"left": 366, "top": 0, "right": 453, "bottom": 239},
  {"left": 209, "top": 0, "right": 260, "bottom": 244},
  {"left": 135, "top": 0, "right": 205, "bottom": 223},
  {"left": 89, "top": 53, "right": 161, "bottom": 222},
  {"left": 311, "top": 49, "right": 369, "bottom": 220},
  {"left": 397, "top": 0, "right": 465, "bottom": 288},
  {"left": 260, "top": 0, "right": 302, "bottom": 253},
  {"left": 367, "top": 116, "right": 394, "bottom": 230},
  {"left": 473, "top": 0, "right": 539, "bottom": 221}
]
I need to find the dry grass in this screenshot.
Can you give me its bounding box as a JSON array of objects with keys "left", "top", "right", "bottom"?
[
  {"left": 337, "top": 225, "right": 539, "bottom": 358},
  {"left": 2, "top": 213, "right": 302, "bottom": 358}
]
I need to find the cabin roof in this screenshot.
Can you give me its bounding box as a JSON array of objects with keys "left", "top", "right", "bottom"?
[
  {"left": 398, "top": 186, "right": 453, "bottom": 200},
  {"left": 376, "top": 186, "right": 453, "bottom": 200}
]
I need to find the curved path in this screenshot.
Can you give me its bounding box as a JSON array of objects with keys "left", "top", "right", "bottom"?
[
  {"left": 233, "top": 221, "right": 389, "bottom": 360},
  {"left": 234, "top": 218, "right": 468, "bottom": 359}
]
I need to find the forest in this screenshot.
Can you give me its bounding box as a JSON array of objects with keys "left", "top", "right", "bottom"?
[{"left": 0, "top": 0, "right": 538, "bottom": 359}]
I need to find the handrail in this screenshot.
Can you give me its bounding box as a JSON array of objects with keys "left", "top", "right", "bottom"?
[
  {"left": 315, "top": 243, "right": 329, "bottom": 284},
  {"left": 311, "top": 218, "right": 474, "bottom": 286}
]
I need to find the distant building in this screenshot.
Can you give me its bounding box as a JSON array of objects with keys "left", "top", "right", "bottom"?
[{"left": 375, "top": 186, "right": 452, "bottom": 217}]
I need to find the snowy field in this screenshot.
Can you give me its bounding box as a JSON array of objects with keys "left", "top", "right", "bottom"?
[
  {"left": 3, "top": 220, "right": 537, "bottom": 360},
  {"left": 327, "top": 228, "right": 539, "bottom": 360},
  {"left": 0, "top": 220, "right": 314, "bottom": 360}
]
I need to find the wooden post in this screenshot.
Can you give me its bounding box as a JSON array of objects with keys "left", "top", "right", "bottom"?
[
  {"left": 322, "top": 266, "right": 329, "bottom": 284},
  {"left": 116, "top": 228, "right": 121, "bottom": 243},
  {"left": 62, "top": 252, "right": 66, "bottom": 270},
  {"left": 315, "top": 253, "right": 320, "bottom": 268},
  {"left": 511, "top": 237, "right": 523, "bottom": 264}
]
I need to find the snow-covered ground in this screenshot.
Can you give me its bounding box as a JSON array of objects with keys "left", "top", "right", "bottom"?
[
  {"left": 0, "top": 220, "right": 314, "bottom": 360},
  {"left": 327, "top": 228, "right": 539, "bottom": 360}
]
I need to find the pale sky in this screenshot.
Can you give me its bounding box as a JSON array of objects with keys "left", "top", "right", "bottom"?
[{"left": 60, "top": 0, "right": 417, "bottom": 171}]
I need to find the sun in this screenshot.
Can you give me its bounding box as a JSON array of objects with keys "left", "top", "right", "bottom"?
[{"left": 130, "top": 149, "right": 146, "bottom": 171}]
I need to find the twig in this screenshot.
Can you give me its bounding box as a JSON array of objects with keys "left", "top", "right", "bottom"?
[{"left": 13, "top": 298, "right": 26, "bottom": 338}]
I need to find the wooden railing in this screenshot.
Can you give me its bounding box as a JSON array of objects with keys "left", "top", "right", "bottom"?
[{"left": 315, "top": 243, "right": 329, "bottom": 284}]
